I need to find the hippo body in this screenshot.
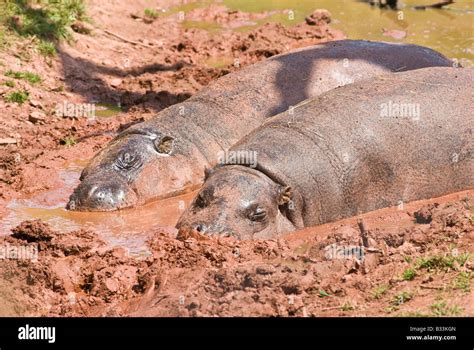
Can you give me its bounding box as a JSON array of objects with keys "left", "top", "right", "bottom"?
[
  {"left": 177, "top": 67, "right": 474, "bottom": 239},
  {"left": 68, "top": 40, "right": 453, "bottom": 211}
]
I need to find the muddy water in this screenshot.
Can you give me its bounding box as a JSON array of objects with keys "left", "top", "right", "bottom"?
[
  {"left": 0, "top": 160, "right": 196, "bottom": 256},
  {"left": 176, "top": 0, "right": 473, "bottom": 67}
]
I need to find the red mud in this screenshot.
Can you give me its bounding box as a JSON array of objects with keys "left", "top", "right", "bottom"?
[{"left": 0, "top": 190, "right": 472, "bottom": 316}]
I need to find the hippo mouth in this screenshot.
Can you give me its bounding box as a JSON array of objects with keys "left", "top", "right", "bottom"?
[{"left": 66, "top": 176, "right": 139, "bottom": 211}]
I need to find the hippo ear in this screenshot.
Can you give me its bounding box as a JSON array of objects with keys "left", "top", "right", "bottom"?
[
  {"left": 154, "top": 136, "right": 174, "bottom": 154},
  {"left": 278, "top": 186, "right": 292, "bottom": 205},
  {"left": 204, "top": 167, "right": 214, "bottom": 180}
]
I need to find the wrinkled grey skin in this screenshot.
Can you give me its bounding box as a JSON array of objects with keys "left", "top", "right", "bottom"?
[
  {"left": 67, "top": 40, "right": 453, "bottom": 211},
  {"left": 179, "top": 165, "right": 296, "bottom": 240},
  {"left": 176, "top": 67, "right": 474, "bottom": 239}
]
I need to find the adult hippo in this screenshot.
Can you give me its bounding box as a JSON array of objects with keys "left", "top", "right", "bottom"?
[
  {"left": 176, "top": 67, "right": 474, "bottom": 239},
  {"left": 67, "top": 40, "right": 453, "bottom": 211}
]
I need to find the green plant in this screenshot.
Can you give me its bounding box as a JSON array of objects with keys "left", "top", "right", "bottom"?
[
  {"left": 402, "top": 268, "right": 417, "bottom": 281},
  {"left": 454, "top": 271, "right": 472, "bottom": 293},
  {"left": 455, "top": 253, "right": 471, "bottom": 266},
  {"left": 430, "top": 300, "right": 462, "bottom": 316},
  {"left": 372, "top": 284, "right": 389, "bottom": 299},
  {"left": 396, "top": 311, "right": 430, "bottom": 317},
  {"left": 37, "top": 39, "right": 56, "bottom": 57},
  {"left": 2, "top": 0, "right": 88, "bottom": 41},
  {"left": 3, "top": 80, "right": 15, "bottom": 87},
  {"left": 341, "top": 301, "right": 355, "bottom": 311},
  {"left": 61, "top": 136, "right": 76, "bottom": 147},
  {"left": 5, "top": 70, "right": 41, "bottom": 84},
  {"left": 144, "top": 8, "right": 159, "bottom": 19},
  {"left": 4, "top": 89, "right": 29, "bottom": 104},
  {"left": 391, "top": 291, "right": 413, "bottom": 306},
  {"left": 318, "top": 290, "right": 331, "bottom": 298}
]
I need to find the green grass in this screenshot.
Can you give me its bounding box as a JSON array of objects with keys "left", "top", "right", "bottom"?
[
  {"left": 391, "top": 291, "right": 413, "bottom": 306},
  {"left": 453, "top": 271, "right": 472, "bottom": 293},
  {"left": 318, "top": 290, "right": 331, "bottom": 298},
  {"left": 2, "top": 80, "right": 15, "bottom": 87},
  {"left": 1, "top": 0, "right": 88, "bottom": 41},
  {"left": 372, "top": 284, "right": 389, "bottom": 300},
  {"left": 416, "top": 253, "right": 470, "bottom": 272},
  {"left": 0, "top": 29, "right": 8, "bottom": 49},
  {"left": 144, "top": 8, "right": 159, "bottom": 19},
  {"left": 341, "top": 301, "right": 355, "bottom": 311},
  {"left": 455, "top": 253, "right": 471, "bottom": 266},
  {"left": 4, "top": 89, "right": 29, "bottom": 104},
  {"left": 402, "top": 268, "right": 417, "bottom": 281},
  {"left": 37, "top": 39, "right": 56, "bottom": 57},
  {"left": 430, "top": 300, "right": 462, "bottom": 316},
  {"left": 5, "top": 70, "right": 41, "bottom": 84},
  {"left": 396, "top": 311, "right": 430, "bottom": 317},
  {"left": 60, "top": 136, "right": 77, "bottom": 147}
]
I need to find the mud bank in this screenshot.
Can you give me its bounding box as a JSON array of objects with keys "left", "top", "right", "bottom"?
[{"left": 1, "top": 191, "right": 472, "bottom": 316}]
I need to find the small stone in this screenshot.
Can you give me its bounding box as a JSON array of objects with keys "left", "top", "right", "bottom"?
[
  {"left": 0, "top": 138, "right": 18, "bottom": 145},
  {"left": 29, "top": 111, "right": 46, "bottom": 124},
  {"left": 110, "top": 78, "right": 123, "bottom": 88},
  {"left": 305, "top": 9, "right": 331, "bottom": 25},
  {"left": 29, "top": 99, "right": 43, "bottom": 109},
  {"left": 71, "top": 21, "right": 93, "bottom": 35},
  {"left": 105, "top": 278, "right": 120, "bottom": 293}
]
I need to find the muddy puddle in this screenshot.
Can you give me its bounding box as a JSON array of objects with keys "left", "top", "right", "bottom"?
[
  {"left": 0, "top": 159, "right": 196, "bottom": 257},
  {"left": 175, "top": 0, "right": 473, "bottom": 67}
]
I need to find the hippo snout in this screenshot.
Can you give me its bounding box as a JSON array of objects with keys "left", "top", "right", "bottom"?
[{"left": 67, "top": 178, "right": 138, "bottom": 211}]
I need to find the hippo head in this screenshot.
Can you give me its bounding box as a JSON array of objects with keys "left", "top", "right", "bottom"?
[
  {"left": 176, "top": 165, "right": 296, "bottom": 239},
  {"left": 67, "top": 127, "right": 197, "bottom": 211}
]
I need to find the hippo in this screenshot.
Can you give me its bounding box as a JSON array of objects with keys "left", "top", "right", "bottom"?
[
  {"left": 176, "top": 67, "right": 474, "bottom": 239},
  {"left": 67, "top": 40, "right": 454, "bottom": 211}
]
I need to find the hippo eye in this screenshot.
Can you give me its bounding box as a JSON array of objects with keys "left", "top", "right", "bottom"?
[
  {"left": 249, "top": 207, "right": 267, "bottom": 222},
  {"left": 116, "top": 152, "right": 140, "bottom": 170}
]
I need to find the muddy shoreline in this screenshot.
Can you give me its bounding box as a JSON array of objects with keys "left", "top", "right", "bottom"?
[
  {"left": 0, "top": 1, "right": 472, "bottom": 317},
  {"left": 1, "top": 190, "right": 472, "bottom": 316}
]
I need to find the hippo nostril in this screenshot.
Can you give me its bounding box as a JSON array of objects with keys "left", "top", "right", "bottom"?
[{"left": 195, "top": 223, "right": 205, "bottom": 233}]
